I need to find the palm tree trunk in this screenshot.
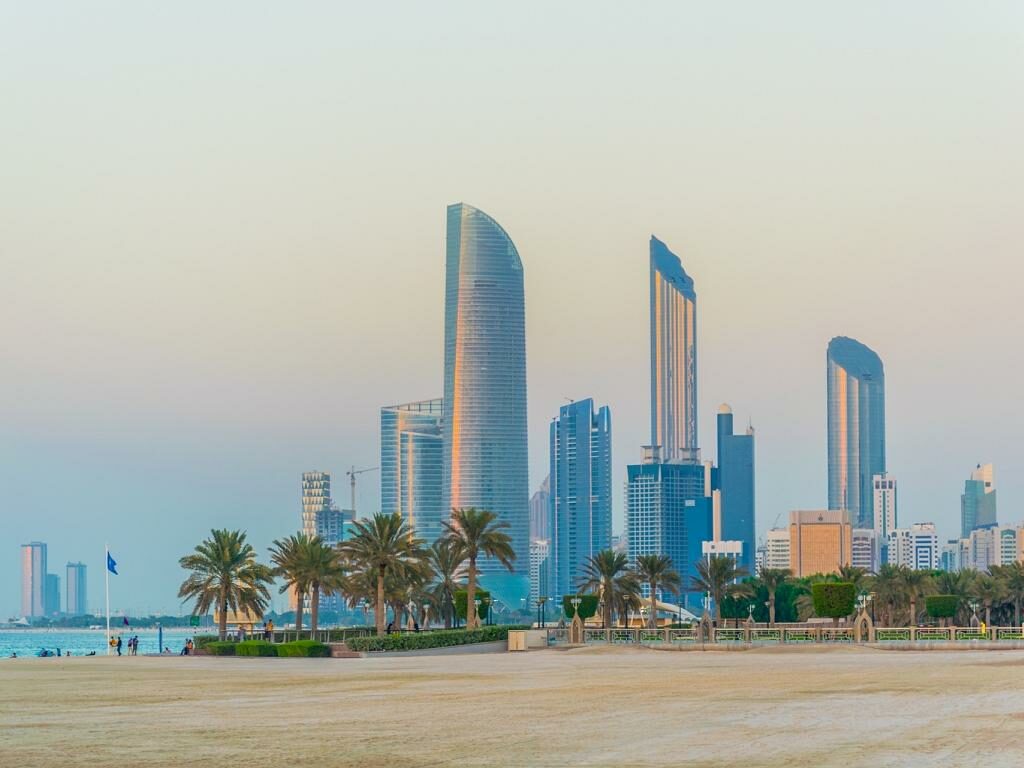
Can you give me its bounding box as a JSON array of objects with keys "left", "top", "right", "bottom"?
[
  {"left": 769, "top": 592, "right": 776, "bottom": 626},
  {"left": 466, "top": 556, "right": 477, "bottom": 629},
  {"left": 444, "top": 591, "right": 453, "bottom": 630},
  {"left": 649, "top": 581, "right": 657, "bottom": 629},
  {"left": 376, "top": 566, "right": 386, "bottom": 636},
  {"left": 219, "top": 593, "right": 227, "bottom": 640},
  {"left": 294, "top": 588, "right": 304, "bottom": 641},
  {"left": 909, "top": 597, "right": 916, "bottom": 627},
  {"left": 310, "top": 582, "right": 320, "bottom": 639},
  {"left": 1016, "top": 598, "right": 1021, "bottom": 627},
  {"left": 985, "top": 605, "right": 992, "bottom": 628}
]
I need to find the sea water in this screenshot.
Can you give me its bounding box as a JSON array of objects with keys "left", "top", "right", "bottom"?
[{"left": 0, "top": 629, "right": 200, "bottom": 658}]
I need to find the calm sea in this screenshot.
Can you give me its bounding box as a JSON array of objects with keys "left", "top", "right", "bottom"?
[{"left": 0, "top": 629, "right": 200, "bottom": 658}]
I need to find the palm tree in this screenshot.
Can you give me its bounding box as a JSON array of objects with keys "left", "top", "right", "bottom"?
[
  {"left": 972, "top": 574, "right": 1006, "bottom": 628},
  {"left": 426, "top": 539, "right": 466, "bottom": 629},
  {"left": 838, "top": 565, "right": 870, "bottom": 593},
  {"left": 868, "top": 564, "right": 906, "bottom": 627},
  {"left": 303, "top": 538, "right": 346, "bottom": 637},
  {"left": 995, "top": 562, "right": 1024, "bottom": 626},
  {"left": 339, "top": 512, "right": 425, "bottom": 636},
  {"left": 178, "top": 529, "right": 273, "bottom": 640},
  {"left": 933, "top": 569, "right": 977, "bottom": 626},
  {"left": 691, "top": 557, "right": 748, "bottom": 625},
  {"left": 442, "top": 508, "right": 516, "bottom": 629},
  {"left": 900, "top": 569, "right": 933, "bottom": 626},
  {"left": 635, "top": 555, "right": 681, "bottom": 628},
  {"left": 758, "top": 568, "right": 792, "bottom": 626},
  {"left": 578, "top": 549, "right": 636, "bottom": 628},
  {"left": 268, "top": 533, "right": 312, "bottom": 637}
]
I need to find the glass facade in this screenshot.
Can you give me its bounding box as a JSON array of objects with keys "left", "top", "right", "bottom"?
[
  {"left": 66, "top": 562, "right": 87, "bottom": 616},
  {"left": 301, "top": 471, "right": 332, "bottom": 541},
  {"left": 827, "top": 336, "right": 886, "bottom": 530},
  {"left": 961, "top": 463, "right": 996, "bottom": 538},
  {"left": 20, "top": 541, "right": 46, "bottom": 618},
  {"left": 443, "top": 203, "right": 529, "bottom": 593},
  {"left": 626, "top": 456, "right": 714, "bottom": 608},
  {"left": 549, "top": 399, "right": 612, "bottom": 600},
  {"left": 650, "top": 236, "right": 698, "bottom": 462},
  {"left": 716, "top": 405, "right": 755, "bottom": 573},
  {"left": 380, "top": 399, "right": 444, "bottom": 543}
]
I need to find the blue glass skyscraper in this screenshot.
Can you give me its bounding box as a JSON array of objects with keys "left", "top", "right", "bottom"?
[
  {"left": 827, "top": 337, "right": 886, "bottom": 530},
  {"left": 380, "top": 399, "right": 444, "bottom": 544},
  {"left": 626, "top": 449, "right": 714, "bottom": 608},
  {"left": 716, "top": 405, "right": 755, "bottom": 573},
  {"left": 442, "top": 203, "right": 529, "bottom": 602},
  {"left": 549, "top": 399, "right": 612, "bottom": 600},
  {"left": 650, "top": 236, "right": 698, "bottom": 461}
]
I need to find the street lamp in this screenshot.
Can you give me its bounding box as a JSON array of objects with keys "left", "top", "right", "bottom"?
[{"left": 538, "top": 596, "right": 548, "bottom": 628}]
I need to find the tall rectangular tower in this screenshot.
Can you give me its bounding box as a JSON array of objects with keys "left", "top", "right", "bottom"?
[
  {"left": 20, "top": 542, "right": 46, "bottom": 619},
  {"left": 380, "top": 398, "right": 444, "bottom": 543},
  {"left": 66, "top": 562, "right": 88, "bottom": 616},
  {"left": 961, "top": 463, "right": 996, "bottom": 537},
  {"left": 872, "top": 473, "right": 897, "bottom": 538},
  {"left": 549, "top": 399, "right": 612, "bottom": 600},
  {"left": 716, "top": 405, "right": 755, "bottom": 573},
  {"left": 789, "top": 510, "right": 853, "bottom": 577},
  {"left": 650, "top": 236, "right": 697, "bottom": 461}
]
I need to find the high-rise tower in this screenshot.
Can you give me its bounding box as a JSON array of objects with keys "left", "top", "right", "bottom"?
[
  {"left": 716, "top": 405, "right": 755, "bottom": 573},
  {"left": 961, "top": 463, "right": 996, "bottom": 537},
  {"left": 549, "top": 399, "right": 612, "bottom": 600},
  {"left": 827, "top": 337, "right": 886, "bottom": 530},
  {"left": 20, "top": 542, "right": 46, "bottom": 619},
  {"left": 442, "top": 203, "right": 528, "bottom": 597},
  {"left": 66, "top": 562, "right": 88, "bottom": 616},
  {"left": 650, "top": 236, "right": 697, "bottom": 462},
  {"left": 380, "top": 398, "right": 444, "bottom": 544}
]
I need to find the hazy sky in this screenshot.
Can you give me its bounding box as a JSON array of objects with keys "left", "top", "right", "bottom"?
[{"left": 3, "top": 2, "right": 1022, "bottom": 617}]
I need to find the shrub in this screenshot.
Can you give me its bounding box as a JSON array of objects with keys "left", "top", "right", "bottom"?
[
  {"left": 347, "top": 625, "right": 527, "bottom": 653},
  {"left": 276, "top": 640, "right": 331, "bottom": 658},
  {"left": 561, "top": 594, "right": 599, "bottom": 620},
  {"left": 926, "top": 595, "right": 959, "bottom": 620},
  {"left": 205, "top": 641, "right": 237, "bottom": 656},
  {"left": 192, "top": 635, "right": 219, "bottom": 650},
  {"left": 811, "top": 582, "right": 857, "bottom": 621},
  {"left": 454, "top": 590, "right": 491, "bottom": 621},
  {"left": 235, "top": 640, "right": 278, "bottom": 657}
]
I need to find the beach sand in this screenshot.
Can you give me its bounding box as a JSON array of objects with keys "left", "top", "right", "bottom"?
[{"left": 2, "top": 645, "right": 1023, "bottom": 767}]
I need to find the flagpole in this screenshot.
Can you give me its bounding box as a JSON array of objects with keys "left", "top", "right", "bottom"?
[{"left": 105, "top": 544, "right": 111, "bottom": 656}]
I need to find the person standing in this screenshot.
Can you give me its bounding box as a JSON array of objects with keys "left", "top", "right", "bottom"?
[{"left": 115, "top": 635, "right": 123, "bottom": 656}]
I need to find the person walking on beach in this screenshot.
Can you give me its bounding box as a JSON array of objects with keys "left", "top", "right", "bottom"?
[{"left": 116, "top": 635, "right": 123, "bottom": 656}]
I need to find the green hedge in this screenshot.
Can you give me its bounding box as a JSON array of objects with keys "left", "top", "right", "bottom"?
[
  {"left": 561, "top": 594, "right": 598, "bottom": 620},
  {"left": 347, "top": 625, "right": 527, "bottom": 653},
  {"left": 236, "top": 640, "right": 278, "bottom": 657},
  {"left": 926, "top": 594, "right": 959, "bottom": 619},
  {"left": 205, "top": 641, "right": 237, "bottom": 656},
  {"left": 276, "top": 640, "right": 330, "bottom": 658},
  {"left": 193, "top": 635, "right": 220, "bottom": 650},
  {"left": 811, "top": 582, "right": 857, "bottom": 620},
  {"left": 454, "top": 590, "right": 491, "bottom": 621}
]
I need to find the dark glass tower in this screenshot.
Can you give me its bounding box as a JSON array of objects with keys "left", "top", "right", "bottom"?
[
  {"left": 716, "top": 405, "right": 755, "bottom": 573},
  {"left": 442, "top": 203, "right": 529, "bottom": 600},
  {"left": 549, "top": 398, "right": 612, "bottom": 600},
  {"left": 827, "top": 337, "right": 886, "bottom": 530}
]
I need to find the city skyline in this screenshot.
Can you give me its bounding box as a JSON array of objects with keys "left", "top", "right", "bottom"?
[{"left": 4, "top": 3, "right": 1022, "bottom": 617}]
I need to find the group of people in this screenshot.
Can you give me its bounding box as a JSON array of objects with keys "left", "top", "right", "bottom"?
[
  {"left": 108, "top": 634, "right": 141, "bottom": 656},
  {"left": 180, "top": 638, "right": 194, "bottom": 655}
]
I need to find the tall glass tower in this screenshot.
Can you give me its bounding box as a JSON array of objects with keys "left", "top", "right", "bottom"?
[
  {"left": 827, "top": 337, "right": 886, "bottom": 530},
  {"left": 650, "top": 236, "right": 698, "bottom": 461},
  {"left": 380, "top": 399, "right": 444, "bottom": 544},
  {"left": 549, "top": 399, "right": 612, "bottom": 601},
  {"left": 961, "top": 463, "right": 996, "bottom": 538},
  {"left": 443, "top": 203, "right": 528, "bottom": 594}
]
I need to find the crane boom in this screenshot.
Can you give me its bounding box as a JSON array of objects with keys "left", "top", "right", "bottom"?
[{"left": 346, "top": 465, "right": 379, "bottom": 517}]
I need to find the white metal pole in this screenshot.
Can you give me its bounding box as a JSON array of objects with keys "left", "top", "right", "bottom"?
[{"left": 105, "top": 544, "right": 111, "bottom": 656}]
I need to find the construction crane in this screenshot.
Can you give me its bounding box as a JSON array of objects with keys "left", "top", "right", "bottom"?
[{"left": 346, "top": 465, "right": 378, "bottom": 518}]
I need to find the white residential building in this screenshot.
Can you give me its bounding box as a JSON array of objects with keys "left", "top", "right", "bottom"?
[
  {"left": 852, "top": 528, "right": 878, "bottom": 572},
  {"left": 872, "top": 473, "right": 897, "bottom": 539},
  {"left": 887, "top": 523, "right": 939, "bottom": 570},
  {"left": 764, "top": 528, "right": 791, "bottom": 571}
]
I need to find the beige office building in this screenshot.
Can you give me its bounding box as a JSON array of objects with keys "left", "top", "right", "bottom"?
[{"left": 789, "top": 510, "right": 852, "bottom": 577}]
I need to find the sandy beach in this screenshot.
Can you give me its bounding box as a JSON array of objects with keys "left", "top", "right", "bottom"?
[{"left": 2, "top": 645, "right": 1024, "bottom": 767}]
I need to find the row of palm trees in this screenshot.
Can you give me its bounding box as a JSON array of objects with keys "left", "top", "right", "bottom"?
[{"left": 178, "top": 508, "right": 516, "bottom": 638}]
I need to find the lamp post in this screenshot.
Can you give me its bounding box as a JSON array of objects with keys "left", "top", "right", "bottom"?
[
  {"left": 570, "top": 596, "right": 581, "bottom": 618},
  {"left": 539, "top": 596, "right": 548, "bottom": 628},
  {"left": 474, "top": 598, "right": 482, "bottom": 629}
]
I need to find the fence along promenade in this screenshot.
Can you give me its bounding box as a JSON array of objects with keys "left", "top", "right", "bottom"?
[{"left": 545, "top": 624, "right": 1024, "bottom": 647}]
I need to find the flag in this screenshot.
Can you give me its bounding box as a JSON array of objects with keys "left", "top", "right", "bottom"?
[
  {"left": 107, "top": 552, "right": 118, "bottom": 575},
  {"left": 123, "top": 616, "right": 130, "bottom": 627}
]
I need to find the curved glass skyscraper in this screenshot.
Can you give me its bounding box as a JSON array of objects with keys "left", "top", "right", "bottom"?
[
  {"left": 827, "top": 337, "right": 886, "bottom": 530},
  {"left": 650, "top": 236, "right": 698, "bottom": 461},
  {"left": 443, "top": 203, "right": 528, "bottom": 593}
]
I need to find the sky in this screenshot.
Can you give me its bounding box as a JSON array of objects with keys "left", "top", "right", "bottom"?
[{"left": 2, "top": 2, "right": 1022, "bottom": 617}]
